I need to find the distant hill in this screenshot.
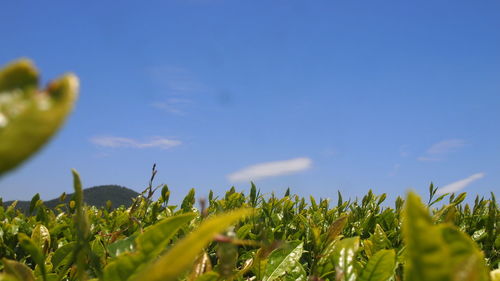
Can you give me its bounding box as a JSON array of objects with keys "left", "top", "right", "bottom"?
[{"left": 2, "top": 185, "right": 140, "bottom": 213}]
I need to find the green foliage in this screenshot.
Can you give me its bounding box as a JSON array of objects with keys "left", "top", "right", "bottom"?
[
  {"left": 130, "top": 208, "right": 251, "bottom": 281},
  {"left": 0, "top": 178, "right": 498, "bottom": 281},
  {"left": 3, "top": 185, "right": 139, "bottom": 214},
  {"left": 0, "top": 59, "right": 78, "bottom": 176},
  {"left": 102, "top": 213, "right": 196, "bottom": 281},
  {"left": 403, "top": 192, "right": 490, "bottom": 281}
]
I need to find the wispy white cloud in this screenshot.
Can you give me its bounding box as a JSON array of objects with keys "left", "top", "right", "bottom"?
[
  {"left": 399, "top": 145, "right": 410, "bottom": 157},
  {"left": 438, "top": 172, "right": 485, "bottom": 194},
  {"left": 149, "top": 66, "right": 205, "bottom": 115},
  {"left": 416, "top": 156, "right": 442, "bottom": 162},
  {"left": 418, "top": 139, "right": 466, "bottom": 162},
  {"left": 388, "top": 163, "right": 401, "bottom": 177},
  {"left": 427, "top": 139, "right": 466, "bottom": 154},
  {"left": 151, "top": 98, "right": 192, "bottom": 115},
  {"left": 150, "top": 66, "right": 203, "bottom": 94},
  {"left": 90, "top": 136, "right": 181, "bottom": 150},
  {"left": 322, "top": 147, "right": 338, "bottom": 157},
  {"left": 227, "top": 157, "right": 312, "bottom": 183}
]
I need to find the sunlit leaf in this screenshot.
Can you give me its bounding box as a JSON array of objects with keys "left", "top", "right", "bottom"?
[
  {"left": 31, "top": 224, "right": 50, "bottom": 254},
  {"left": 358, "top": 249, "right": 395, "bottom": 281},
  {"left": 264, "top": 241, "right": 305, "bottom": 281},
  {"left": 130, "top": 208, "right": 251, "bottom": 281},
  {"left": 102, "top": 213, "right": 196, "bottom": 281}
]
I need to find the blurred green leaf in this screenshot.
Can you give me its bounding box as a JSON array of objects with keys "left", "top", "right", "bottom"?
[
  {"left": 1, "top": 259, "right": 35, "bottom": 281},
  {"left": 491, "top": 269, "right": 500, "bottom": 281},
  {"left": 0, "top": 59, "right": 78, "bottom": 176},
  {"left": 403, "top": 192, "right": 489, "bottom": 281},
  {"left": 193, "top": 272, "right": 219, "bottom": 281}
]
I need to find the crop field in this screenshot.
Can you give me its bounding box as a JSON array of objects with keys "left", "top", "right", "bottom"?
[{"left": 0, "top": 168, "right": 498, "bottom": 281}]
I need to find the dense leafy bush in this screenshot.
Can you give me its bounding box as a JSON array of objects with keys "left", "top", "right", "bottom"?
[{"left": 0, "top": 170, "right": 498, "bottom": 281}]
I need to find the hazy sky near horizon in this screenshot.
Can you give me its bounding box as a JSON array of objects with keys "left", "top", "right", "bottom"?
[{"left": 1, "top": 1, "right": 499, "bottom": 203}]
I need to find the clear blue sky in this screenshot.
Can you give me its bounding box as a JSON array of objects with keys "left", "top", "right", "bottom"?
[{"left": 1, "top": 0, "right": 499, "bottom": 203}]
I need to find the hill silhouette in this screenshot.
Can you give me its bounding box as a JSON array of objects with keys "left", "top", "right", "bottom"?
[{"left": 2, "top": 185, "right": 140, "bottom": 213}]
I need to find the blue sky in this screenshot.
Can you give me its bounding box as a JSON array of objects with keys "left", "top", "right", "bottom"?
[{"left": 1, "top": 0, "right": 499, "bottom": 204}]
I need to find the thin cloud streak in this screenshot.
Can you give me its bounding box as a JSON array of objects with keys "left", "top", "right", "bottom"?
[
  {"left": 149, "top": 65, "right": 205, "bottom": 115},
  {"left": 90, "top": 136, "right": 182, "bottom": 150},
  {"left": 418, "top": 139, "right": 466, "bottom": 162},
  {"left": 227, "top": 157, "right": 312, "bottom": 183},
  {"left": 151, "top": 98, "right": 192, "bottom": 115},
  {"left": 438, "top": 172, "right": 485, "bottom": 194},
  {"left": 416, "top": 156, "right": 441, "bottom": 162}
]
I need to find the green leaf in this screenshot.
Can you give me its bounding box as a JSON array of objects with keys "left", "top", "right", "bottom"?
[
  {"left": 17, "top": 233, "right": 46, "bottom": 278},
  {"left": 51, "top": 242, "right": 76, "bottom": 269},
  {"left": 0, "top": 59, "right": 78, "bottom": 176},
  {"left": 102, "top": 213, "right": 196, "bottom": 281},
  {"left": 1, "top": 258, "right": 35, "bottom": 281},
  {"left": 263, "top": 241, "right": 305, "bottom": 281},
  {"left": 107, "top": 234, "right": 137, "bottom": 258},
  {"left": 129, "top": 208, "right": 251, "bottom": 281},
  {"left": 0, "top": 274, "right": 21, "bottom": 281},
  {"left": 31, "top": 224, "right": 50, "bottom": 253},
  {"left": 71, "top": 169, "right": 90, "bottom": 281},
  {"left": 358, "top": 249, "right": 395, "bottom": 281},
  {"left": 332, "top": 237, "right": 360, "bottom": 281},
  {"left": 369, "top": 224, "right": 390, "bottom": 254},
  {"left": 193, "top": 272, "right": 219, "bottom": 281},
  {"left": 440, "top": 225, "right": 490, "bottom": 281},
  {"left": 136, "top": 213, "right": 195, "bottom": 255},
  {"left": 315, "top": 237, "right": 360, "bottom": 280},
  {"left": 181, "top": 188, "right": 195, "bottom": 212},
  {"left": 491, "top": 269, "right": 500, "bottom": 281},
  {"left": 188, "top": 252, "right": 212, "bottom": 281},
  {"left": 29, "top": 193, "right": 40, "bottom": 214},
  {"left": 402, "top": 192, "right": 490, "bottom": 281},
  {"left": 325, "top": 215, "right": 348, "bottom": 246},
  {"left": 0, "top": 59, "right": 37, "bottom": 93}
]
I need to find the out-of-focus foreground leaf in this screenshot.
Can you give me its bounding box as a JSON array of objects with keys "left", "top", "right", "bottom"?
[
  {"left": 0, "top": 59, "right": 78, "bottom": 176},
  {"left": 1, "top": 259, "right": 35, "bottom": 281},
  {"left": 491, "top": 269, "right": 500, "bottom": 281},
  {"left": 403, "top": 192, "right": 489, "bottom": 281}
]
